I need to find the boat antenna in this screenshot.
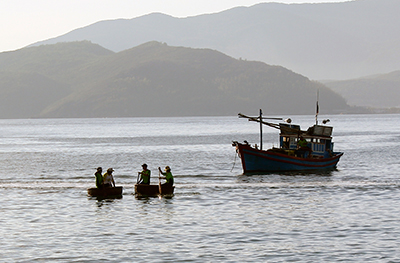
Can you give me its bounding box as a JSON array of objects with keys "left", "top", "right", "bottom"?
[{"left": 315, "top": 89, "right": 319, "bottom": 125}]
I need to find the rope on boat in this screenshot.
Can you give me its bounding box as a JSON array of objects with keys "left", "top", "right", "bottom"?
[{"left": 230, "top": 150, "right": 238, "bottom": 172}]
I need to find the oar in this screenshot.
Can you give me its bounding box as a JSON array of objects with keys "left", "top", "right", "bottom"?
[{"left": 158, "top": 170, "right": 162, "bottom": 196}]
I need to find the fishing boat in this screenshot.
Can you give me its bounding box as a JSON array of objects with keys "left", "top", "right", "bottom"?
[
  {"left": 232, "top": 109, "right": 343, "bottom": 174},
  {"left": 134, "top": 184, "right": 175, "bottom": 197},
  {"left": 87, "top": 186, "right": 123, "bottom": 198}
]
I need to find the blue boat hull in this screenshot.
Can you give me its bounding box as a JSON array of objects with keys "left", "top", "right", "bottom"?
[{"left": 236, "top": 143, "right": 343, "bottom": 173}]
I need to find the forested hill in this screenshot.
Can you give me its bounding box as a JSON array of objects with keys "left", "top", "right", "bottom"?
[{"left": 0, "top": 41, "right": 351, "bottom": 119}]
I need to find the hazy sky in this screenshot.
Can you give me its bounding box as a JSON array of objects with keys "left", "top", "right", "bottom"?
[{"left": 1, "top": 0, "right": 348, "bottom": 52}]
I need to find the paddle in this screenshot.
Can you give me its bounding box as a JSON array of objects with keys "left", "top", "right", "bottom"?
[
  {"left": 137, "top": 172, "right": 140, "bottom": 184},
  {"left": 158, "top": 170, "right": 162, "bottom": 196}
]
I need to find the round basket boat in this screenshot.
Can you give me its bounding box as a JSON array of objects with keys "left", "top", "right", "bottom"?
[
  {"left": 134, "top": 184, "right": 174, "bottom": 197},
  {"left": 87, "top": 186, "right": 123, "bottom": 198}
]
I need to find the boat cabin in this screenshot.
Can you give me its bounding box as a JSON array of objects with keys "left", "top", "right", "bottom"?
[{"left": 279, "top": 123, "right": 335, "bottom": 158}]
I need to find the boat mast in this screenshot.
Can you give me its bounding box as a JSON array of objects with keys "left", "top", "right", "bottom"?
[
  {"left": 315, "top": 90, "right": 319, "bottom": 125},
  {"left": 259, "top": 109, "right": 263, "bottom": 150}
]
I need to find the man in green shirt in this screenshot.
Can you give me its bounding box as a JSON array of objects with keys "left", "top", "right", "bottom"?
[
  {"left": 94, "top": 167, "right": 103, "bottom": 188},
  {"left": 138, "top": 163, "right": 151, "bottom": 184},
  {"left": 158, "top": 166, "right": 174, "bottom": 186},
  {"left": 297, "top": 137, "right": 312, "bottom": 158},
  {"left": 298, "top": 137, "right": 308, "bottom": 148}
]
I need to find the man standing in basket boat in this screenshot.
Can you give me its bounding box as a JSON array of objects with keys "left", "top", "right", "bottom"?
[
  {"left": 158, "top": 166, "right": 174, "bottom": 187},
  {"left": 138, "top": 163, "right": 151, "bottom": 185},
  {"left": 103, "top": 168, "right": 115, "bottom": 188},
  {"left": 94, "top": 167, "right": 103, "bottom": 188}
]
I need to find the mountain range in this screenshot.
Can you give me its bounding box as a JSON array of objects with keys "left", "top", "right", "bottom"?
[
  {"left": 30, "top": 0, "right": 400, "bottom": 81},
  {"left": 0, "top": 41, "right": 351, "bottom": 119},
  {"left": 2, "top": 0, "right": 399, "bottom": 118}
]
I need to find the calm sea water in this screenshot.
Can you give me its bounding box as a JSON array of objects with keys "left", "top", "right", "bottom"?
[{"left": 1, "top": 114, "right": 399, "bottom": 262}]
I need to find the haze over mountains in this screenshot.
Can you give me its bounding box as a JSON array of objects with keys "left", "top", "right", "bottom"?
[
  {"left": 0, "top": 41, "right": 351, "bottom": 119},
  {"left": 323, "top": 70, "right": 400, "bottom": 109},
  {"left": 1, "top": 0, "right": 399, "bottom": 118},
  {"left": 31, "top": 0, "right": 400, "bottom": 81}
]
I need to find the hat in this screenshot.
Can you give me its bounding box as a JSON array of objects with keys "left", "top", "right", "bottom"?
[
  {"left": 97, "top": 167, "right": 102, "bottom": 171},
  {"left": 142, "top": 163, "right": 147, "bottom": 167},
  {"left": 165, "top": 166, "right": 170, "bottom": 171},
  {"left": 107, "top": 168, "right": 114, "bottom": 172}
]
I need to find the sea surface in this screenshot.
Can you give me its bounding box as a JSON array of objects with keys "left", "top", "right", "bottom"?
[{"left": 1, "top": 114, "right": 399, "bottom": 262}]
